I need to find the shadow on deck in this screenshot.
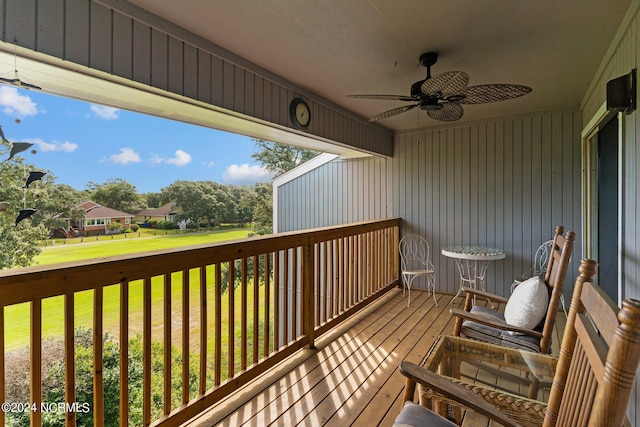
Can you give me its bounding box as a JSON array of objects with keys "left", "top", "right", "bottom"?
[{"left": 184, "top": 289, "right": 565, "bottom": 427}]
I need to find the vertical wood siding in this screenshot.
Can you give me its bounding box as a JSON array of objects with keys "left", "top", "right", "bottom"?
[
  {"left": 393, "top": 111, "right": 582, "bottom": 298},
  {"left": 0, "top": 0, "right": 393, "bottom": 156},
  {"left": 277, "top": 109, "right": 583, "bottom": 300}
]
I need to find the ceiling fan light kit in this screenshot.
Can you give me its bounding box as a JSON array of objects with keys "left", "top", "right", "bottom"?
[{"left": 349, "top": 52, "right": 532, "bottom": 122}]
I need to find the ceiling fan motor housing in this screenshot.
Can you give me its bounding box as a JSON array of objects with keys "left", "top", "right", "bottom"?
[
  {"left": 419, "top": 97, "right": 441, "bottom": 111},
  {"left": 410, "top": 80, "right": 425, "bottom": 99}
]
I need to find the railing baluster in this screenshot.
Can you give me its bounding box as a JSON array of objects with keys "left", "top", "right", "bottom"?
[
  {"left": 241, "top": 258, "right": 248, "bottom": 371},
  {"left": 143, "top": 277, "right": 152, "bottom": 426},
  {"left": 302, "top": 240, "right": 315, "bottom": 349},
  {"left": 93, "top": 287, "right": 104, "bottom": 427},
  {"left": 324, "top": 242, "right": 330, "bottom": 320},
  {"left": 64, "top": 292, "right": 76, "bottom": 427},
  {"left": 331, "top": 240, "right": 337, "bottom": 316},
  {"left": 182, "top": 269, "right": 190, "bottom": 402},
  {"left": 356, "top": 233, "right": 362, "bottom": 302},
  {"left": 264, "top": 253, "right": 271, "bottom": 357},
  {"left": 214, "top": 263, "right": 222, "bottom": 386},
  {"left": 274, "top": 251, "right": 280, "bottom": 351},
  {"left": 349, "top": 235, "right": 354, "bottom": 307},
  {"left": 340, "top": 238, "right": 346, "bottom": 313},
  {"left": 253, "top": 255, "right": 259, "bottom": 364},
  {"left": 119, "top": 283, "right": 129, "bottom": 427},
  {"left": 199, "top": 266, "right": 207, "bottom": 395},
  {"left": 283, "top": 251, "right": 289, "bottom": 345},
  {"left": 292, "top": 249, "right": 298, "bottom": 338},
  {"left": 228, "top": 261, "right": 235, "bottom": 378},
  {"left": 31, "top": 299, "right": 42, "bottom": 426},
  {"left": 314, "top": 243, "right": 321, "bottom": 326},
  {"left": 367, "top": 232, "right": 373, "bottom": 296},
  {"left": 0, "top": 306, "right": 4, "bottom": 427},
  {"left": 371, "top": 231, "right": 380, "bottom": 292},
  {"left": 163, "top": 274, "right": 172, "bottom": 415}
]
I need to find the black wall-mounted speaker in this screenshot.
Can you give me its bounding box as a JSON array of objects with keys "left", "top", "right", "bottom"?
[{"left": 607, "top": 69, "right": 636, "bottom": 113}]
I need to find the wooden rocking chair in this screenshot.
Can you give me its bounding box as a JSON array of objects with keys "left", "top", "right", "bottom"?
[
  {"left": 395, "top": 259, "right": 640, "bottom": 427},
  {"left": 451, "top": 226, "right": 575, "bottom": 354}
]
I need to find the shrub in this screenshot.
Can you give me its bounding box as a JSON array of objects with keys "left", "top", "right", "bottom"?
[
  {"left": 107, "top": 223, "right": 122, "bottom": 234},
  {"left": 158, "top": 220, "right": 176, "bottom": 230},
  {"left": 3, "top": 328, "right": 202, "bottom": 426},
  {"left": 130, "top": 224, "right": 139, "bottom": 232}
]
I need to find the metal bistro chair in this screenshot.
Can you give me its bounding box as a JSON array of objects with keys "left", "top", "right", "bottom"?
[
  {"left": 510, "top": 239, "right": 554, "bottom": 292},
  {"left": 399, "top": 234, "right": 437, "bottom": 307},
  {"left": 511, "top": 239, "right": 568, "bottom": 315}
]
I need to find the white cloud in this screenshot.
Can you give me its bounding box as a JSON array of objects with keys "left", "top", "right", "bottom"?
[
  {"left": 165, "top": 149, "right": 192, "bottom": 166},
  {"left": 29, "top": 138, "right": 78, "bottom": 152},
  {"left": 90, "top": 104, "right": 119, "bottom": 120},
  {"left": 110, "top": 147, "right": 140, "bottom": 165},
  {"left": 223, "top": 163, "right": 273, "bottom": 185},
  {"left": 149, "top": 150, "right": 192, "bottom": 166},
  {"left": 0, "top": 86, "right": 38, "bottom": 117},
  {"left": 203, "top": 160, "right": 215, "bottom": 168},
  {"left": 149, "top": 154, "right": 164, "bottom": 166}
]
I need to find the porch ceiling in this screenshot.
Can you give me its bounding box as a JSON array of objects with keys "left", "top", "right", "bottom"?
[{"left": 128, "top": 0, "right": 632, "bottom": 131}]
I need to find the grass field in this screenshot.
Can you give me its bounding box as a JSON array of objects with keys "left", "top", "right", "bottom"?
[
  {"left": 37, "top": 227, "right": 251, "bottom": 264},
  {"left": 5, "top": 228, "right": 255, "bottom": 351}
]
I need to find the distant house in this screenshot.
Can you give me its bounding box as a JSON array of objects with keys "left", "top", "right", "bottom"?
[
  {"left": 69, "top": 201, "right": 135, "bottom": 236},
  {"left": 134, "top": 202, "right": 180, "bottom": 225}
]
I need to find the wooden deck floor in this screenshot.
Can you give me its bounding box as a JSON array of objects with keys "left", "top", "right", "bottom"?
[{"left": 184, "top": 288, "right": 566, "bottom": 427}]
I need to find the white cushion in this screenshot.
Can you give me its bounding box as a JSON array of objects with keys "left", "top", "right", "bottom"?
[{"left": 504, "top": 276, "right": 549, "bottom": 330}]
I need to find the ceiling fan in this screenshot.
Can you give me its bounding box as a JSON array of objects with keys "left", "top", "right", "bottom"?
[{"left": 349, "top": 52, "right": 532, "bottom": 122}]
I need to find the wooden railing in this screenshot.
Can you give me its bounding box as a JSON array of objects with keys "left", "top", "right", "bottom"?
[{"left": 0, "top": 218, "right": 400, "bottom": 426}]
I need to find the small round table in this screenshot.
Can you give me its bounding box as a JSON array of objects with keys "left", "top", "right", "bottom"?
[{"left": 441, "top": 245, "right": 505, "bottom": 303}]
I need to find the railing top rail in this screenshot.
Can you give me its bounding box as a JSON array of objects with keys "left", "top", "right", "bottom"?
[{"left": 0, "top": 218, "right": 400, "bottom": 306}]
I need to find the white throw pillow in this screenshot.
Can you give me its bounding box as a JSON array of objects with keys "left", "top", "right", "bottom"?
[{"left": 504, "top": 276, "right": 549, "bottom": 329}]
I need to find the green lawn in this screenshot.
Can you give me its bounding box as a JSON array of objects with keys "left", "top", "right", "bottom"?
[{"left": 5, "top": 228, "right": 256, "bottom": 351}]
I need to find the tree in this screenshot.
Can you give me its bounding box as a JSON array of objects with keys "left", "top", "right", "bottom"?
[
  {"left": 141, "top": 191, "right": 163, "bottom": 209},
  {"left": 251, "top": 139, "right": 317, "bottom": 175},
  {"left": 86, "top": 178, "right": 141, "bottom": 213},
  {"left": 250, "top": 139, "right": 315, "bottom": 236},
  {"left": 244, "top": 183, "right": 273, "bottom": 236},
  {"left": 161, "top": 181, "right": 237, "bottom": 227},
  {"left": 228, "top": 185, "right": 254, "bottom": 223},
  {"left": 38, "top": 183, "right": 86, "bottom": 230},
  {"left": 0, "top": 154, "right": 49, "bottom": 269}
]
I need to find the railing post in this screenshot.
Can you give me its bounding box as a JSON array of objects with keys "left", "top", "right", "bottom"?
[{"left": 303, "top": 238, "right": 316, "bottom": 349}]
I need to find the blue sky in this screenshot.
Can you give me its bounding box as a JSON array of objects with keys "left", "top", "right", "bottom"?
[{"left": 0, "top": 86, "right": 273, "bottom": 193}]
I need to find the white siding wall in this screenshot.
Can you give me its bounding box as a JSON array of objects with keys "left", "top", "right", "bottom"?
[{"left": 276, "top": 155, "right": 393, "bottom": 231}]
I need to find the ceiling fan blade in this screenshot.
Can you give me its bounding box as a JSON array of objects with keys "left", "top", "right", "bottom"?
[
  {"left": 458, "top": 84, "right": 532, "bottom": 104},
  {"left": 427, "top": 103, "right": 463, "bottom": 122},
  {"left": 421, "top": 71, "right": 469, "bottom": 98},
  {"left": 369, "top": 104, "right": 419, "bottom": 121},
  {"left": 349, "top": 94, "right": 415, "bottom": 101}
]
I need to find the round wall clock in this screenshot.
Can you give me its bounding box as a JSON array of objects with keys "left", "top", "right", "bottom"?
[{"left": 290, "top": 97, "right": 311, "bottom": 130}]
